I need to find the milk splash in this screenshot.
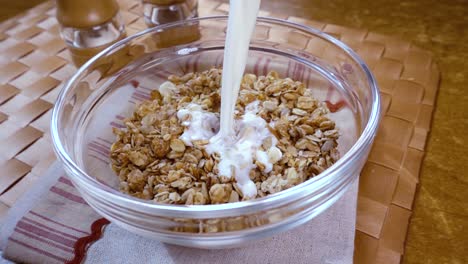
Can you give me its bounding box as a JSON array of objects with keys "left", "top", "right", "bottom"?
[
  {"left": 208, "top": 0, "right": 263, "bottom": 198},
  {"left": 177, "top": 104, "right": 218, "bottom": 146},
  {"left": 178, "top": 0, "right": 278, "bottom": 198},
  {"left": 178, "top": 102, "right": 282, "bottom": 198},
  {"left": 212, "top": 0, "right": 261, "bottom": 139}
]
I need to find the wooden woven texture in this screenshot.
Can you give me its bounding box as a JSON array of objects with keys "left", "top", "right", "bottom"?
[{"left": 0, "top": 0, "right": 439, "bottom": 263}]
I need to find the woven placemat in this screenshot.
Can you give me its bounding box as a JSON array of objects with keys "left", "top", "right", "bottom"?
[{"left": 0, "top": 0, "right": 439, "bottom": 263}]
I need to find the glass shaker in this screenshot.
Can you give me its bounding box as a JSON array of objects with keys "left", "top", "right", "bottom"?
[
  {"left": 56, "top": 0, "right": 126, "bottom": 66},
  {"left": 142, "top": 0, "right": 198, "bottom": 27}
]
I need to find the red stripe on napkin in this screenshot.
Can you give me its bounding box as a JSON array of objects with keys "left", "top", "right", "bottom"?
[{"left": 9, "top": 238, "right": 69, "bottom": 263}]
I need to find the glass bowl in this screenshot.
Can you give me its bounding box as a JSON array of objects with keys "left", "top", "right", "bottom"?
[{"left": 51, "top": 16, "right": 380, "bottom": 249}]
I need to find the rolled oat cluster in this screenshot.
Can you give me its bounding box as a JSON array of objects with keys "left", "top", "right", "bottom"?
[{"left": 110, "top": 69, "right": 340, "bottom": 205}]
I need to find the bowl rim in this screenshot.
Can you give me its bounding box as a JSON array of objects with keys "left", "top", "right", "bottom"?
[{"left": 51, "top": 16, "right": 380, "bottom": 215}]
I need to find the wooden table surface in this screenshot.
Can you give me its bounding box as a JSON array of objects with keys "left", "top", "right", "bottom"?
[
  {"left": 1, "top": 0, "right": 467, "bottom": 263},
  {"left": 244, "top": 2, "right": 468, "bottom": 263}
]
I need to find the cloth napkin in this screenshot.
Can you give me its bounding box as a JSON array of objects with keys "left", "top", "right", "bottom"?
[
  {"left": 0, "top": 162, "right": 357, "bottom": 264},
  {"left": 0, "top": 54, "right": 358, "bottom": 263}
]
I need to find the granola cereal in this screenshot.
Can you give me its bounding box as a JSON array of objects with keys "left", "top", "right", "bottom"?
[{"left": 110, "top": 69, "right": 340, "bottom": 204}]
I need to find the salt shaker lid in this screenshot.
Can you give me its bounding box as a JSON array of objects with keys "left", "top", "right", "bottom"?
[{"left": 56, "top": 0, "right": 120, "bottom": 28}]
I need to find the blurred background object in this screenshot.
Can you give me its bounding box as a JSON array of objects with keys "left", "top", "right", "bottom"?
[
  {"left": 142, "top": 0, "right": 198, "bottom": 27},
  {"left": 56, "top": 0, "right": 126, "bottom": 66}
]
